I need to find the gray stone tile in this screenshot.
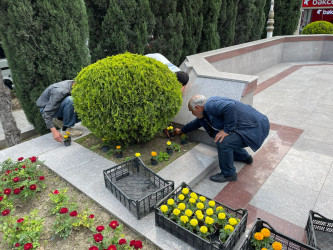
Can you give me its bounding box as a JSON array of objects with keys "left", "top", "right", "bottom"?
[
  {"left": 302, "top": 126, "right": 333, "bottom": 145},
  {"left": 313, "top": 189, "right": 333, "bottom": 220},
  {"left": 249, "top": 175, "right": 319, "bottom": 227},
  {"left": 271, "top": 149, "right": 331, "bottom": 191},
  {"left": 293, "top": 137, "right": 333, "bottom": 160},
  {"left": 321, "top": 165, "right": 333, "bottom": 194}
]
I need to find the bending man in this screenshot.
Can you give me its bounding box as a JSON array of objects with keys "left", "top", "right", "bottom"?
[{"left": 174, "top": 95, "right": 270, "bottom": 183}]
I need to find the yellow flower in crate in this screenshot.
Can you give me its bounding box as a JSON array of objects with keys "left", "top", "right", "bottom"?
[
  {"left": 66, "top": 131, "right": 71, "bottom": 135},
  {"left": 185, "top": 209, "right": 193, "bottom": 217},
  {"left": 200, "top": 226, "right": 208, "bottom": 234},
  {"left": 208, "top": 200, "right": 215, "bottom": 207},
  {"left": 190, "top": 192, "right": 198, "bottom": 199},
  {"left": 178, "top": 194, "right": 185, "bottom": 201},
  {"left": 272, "top": 242, "right": 282, "bottom": 250},
  {"left": 254, "top": 232, "right": 264, "bottom": 241},
  {"left": 190, "top": 219, "right": 198, "bottom": 227},
  {"left": 167, "top": 199, "right": 174, "bottom": 206},
  {"left": 262, "top": 248, "right": 268, "bottom": 250},
  {"left": 199, "top": 196, "right": 206, "bottom": 202},
  {"left": 189, "top": 198, "right": 196, "bottom": 204},
  {"left": 173, "top": 208, "right": 180, "bottom": 216},
  {"left": 151, "top": 151, "right": 157, "bottom": 157},
  {"left": 135, "top": 152, "right": 140, "bottom": 157},
  {"left": 229, "top": 218, "right": 238, "bottom": 226},
  {"left": 180, "top": 215, "right": 189, "bottom": 223},
  {"left": 195, "top": 210, "right": 202, "bottom": 216},
  {"left": 260, "top": 228, "right": 270, "bottom": 238},
  {"left": 197, "top": 213, "right": 204, "bottom": 220},
  {"left": 206, "top": 208, "right": 214, "bottom": 216},
  {"left": 205, "top": 216, "right": 214, "bottom": 225},
  {"left": 218, "top": 213, "right": 226, "bottom": 220},
  {"left": 182, "top": 188, "right": 189, "bottom": 195},
  {"left": 178, "top": 203, "right": 186, "bottom": 210},
  {"left": 160, "top": 205, "right": 168, "bottom": 213},
  {"left": 196, "top": 202, "right": 204, "bottom": 210},
  {"left": 116, "top": 145, "right": 121, "bottom": 149},
  {"left": 224, "top": 224, "right": 234, "bottom": 232},
  {"left": 216, "top": 206, "right": 224, "bottom": 212}
]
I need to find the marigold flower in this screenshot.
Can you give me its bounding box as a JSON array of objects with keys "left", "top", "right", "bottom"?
[
  {"left": 229, "top": 218, "right": 238, "bottom": 226},
  {"left": 185, "top": 209, "right": 193, "bottom": 217},
  {"left": 116, "top": 145, "right": 121, "bottom": 149},
  {"left": 66, "top": 131, "right": 71, "bottom": 135},
  {"left": 218, "top": 213, "right": 226, "bottom": 220},
  {"left": 208, "top": 200, "right": 215, "bottom": 207},
  {"left": 216, "top": 206, "right": 224, "bottom": 211},
  {"left": 190, "top": 192, "right": 198, "bottom": 199},
  {"left": 205, "top": 216, "right": 214, "bottom": 225},
  {"left": 196, "top": 202, "right": 204, "bottom": 210},
  {"left": 262, "top": 248, "right": 268, "bottom": 250},
  {"left": 200, "top": 226, "right": 208, "bottom": 234},
  {"left": 197, "top": 213, "right": 204, "bottom": 220},
  {"left": 260, "top": 227, "right": 270, "bottom": 237},
  {"left": 178, "top": 203, "right": 186, "bottom": 210},
  {"left": 199, "top": 196, "right": 206, "bottom": 202},
  {"left": 109, "top": 220, "right": 119, "bottom": 229},
  {"left": 168, "top": 126, "right": 173, "bottom": 130},
  {"left": 166, "top": 141, "right": 172, "bottom": 146},
  {"left": 206, "top": 208, "right": 214, "bottom": 216},
  {"left": 167, "top": 199, "right": 174, "bottom": 206},
  {"left": 64, "top": 135, "right": 69, "bottom": 139},
  {"left": 173, "top": 208, "right": 180, "bottom": 216},
  {"left": 182, "top": 188, "right": 189, "bottom": 195},
  {"left": 96, "top": 225, "right": 105, "bottom": 232},
  {"left": 17, "top": 218, "right": 24, "bottom": 223},
  {"left": 195, "top": 210, "right": 202, "bottom": 216},
  {"left": 272, "top": 241, "right": 283, "bottom": 250},
  {"left": 189, "top": 198, "right": 196, "bottom": 204},
  {"left": 160, "top": 205, "right": 168, "bottom": 213},
  {"left": 181, "top": 215, "right": 189, "bottom": 223},
  {"left": 254, "top": 232, "right": 264, "bottom": 241},
  {"left": 119, "top": 238, "right": 127, "bottom": 245},
  {"left": 135, "top": 152, "right": 140, "bottom": 157},
  {"left": 178, "top": 194, "right": 185, "bottom": 200},
  {"left": 224, "top": 224, "right": 234, "bottom": 232},
  {"left": 151, "top": 151, "right": 157, "bottom": 157},
  {"left": 190, "top": 218, "right": 198, "bottom": 227},
  {"left": 93, "top": 233, "right": 103, "bottom": 242}
]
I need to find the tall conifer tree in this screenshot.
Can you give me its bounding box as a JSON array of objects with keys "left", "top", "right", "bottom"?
[
  {"left": 234, "top": 0, "right": 256, "bottom": 45},
  {"left": 274, "top": 0, "right": 302, "bottom": 35},
  {"left": 218, "top": 0, "right": 239, "bottom": 48},
  {"left": 0, "top": 0, "right": 90, "bottom": 134},
  {"left": 249, "top": 0, "right": 267, "bottom": 41}
]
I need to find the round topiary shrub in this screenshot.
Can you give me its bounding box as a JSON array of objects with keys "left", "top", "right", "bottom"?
[
  {"left": 302, "top": 21, "right": 333, "bottom": 35},
  {"left": 72, "top": 52, "right": 183, "bottom": 144}
]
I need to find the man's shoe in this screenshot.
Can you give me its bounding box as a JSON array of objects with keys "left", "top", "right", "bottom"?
[
  {"left": 243, "top": 155, "right": 253, "bottom": 165},
  {"left": 163, "top": 128, "right": 170, "bottom": 138},
  {"left": 53, "top": 118, "right": 63, "bottom": 129},
  {"left": 209, "top": 173, "right": 237, "bottom": 183},
  {"left": 61, "top": 127, "right": 83, "bottom": 137}
]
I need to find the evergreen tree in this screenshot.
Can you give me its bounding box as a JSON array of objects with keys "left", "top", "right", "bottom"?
[
  {"left": 198, "top": 0, "right": 222, "bottom": 53},
  {"left": 249, "top": 0, "right": 267, "bottom": 41},
  {"left": 149, "top": 0, "right": 184, "bottom": 65},
  {"left": 178, "top": 0, "right": 203, "bottom": 60},
  {"left": 218, "top": 0, "right": 239, "bottom": 48},
  {"left": 274, "top": 0, "right": 302, "bottom": 36},
  {"left": 0, "top": 0, "right": 90, "bottom": 134},
  {"left": 234, "top": 0, "right": 256, "bottom": 45}
]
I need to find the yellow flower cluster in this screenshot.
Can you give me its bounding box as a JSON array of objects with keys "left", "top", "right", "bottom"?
[
  {"left": 206, "top": 208, "right": 214, "bottom": 216},
  {"left": 160, "top": 205, "right": 168, "bottom": 213},
  {"left": 190, "top": 219, "right": 198, "bottom": 227},
  {"left": 252, "top": 228, "right": 282, "bottom": 250},
  {"left": 229, "top": 218, "right": 238, "bottom": 226},
  {"left": 196, "top": 202, "right": 204, "bottom": 210},
  {"left": 218, "top": 213, "right": 226, "bottom": 220},
  {"left": 167, "top": 199, "right": 174, "bottom": 206},
  {"left": 185, "top": 209, "right": 193, "bottom": 217},
  {"left": 116, "top": 145, "right": 121, "bottom": 149},
  {"left": 180, "top": 215, "right": 189, "bottom": 223},
  {"left": 260, "top": 228, "right": 270, "bottom": 237},
  {"left": 173, "top": 208, "right": 180, "bottom": 216},
  {"left": 200, "top": 226, "right": 208, "bottom": 234},
  {"left": 64, "top": 135, "right": 69, "bottom": 139},
  {"left": 167, "top": 126, "right": 173, "bottom": 130},
  {"left": 178, "top": 203, "right": 186, "bottom": 210},
  {"left": 178, "top": 194, "right": 185, "bottom": 200},
  {"left": 199, "top": 196, "right": 206, "bottom": 202},
  {"left": 254, "top": 232, "right": 264, "bottom": 241},
  {"left": 182, "top": 188, "right": 189, "bottom": 195},
  {"left": 151, "top": 151, "right": 157, "bottom": 157},
  {"left": 272, "top": 242, "right": 282, "bottom": 250},
  {"left": 205, "top": 216, "right": 214, "bottom": 225},
  {"left": 135, "top": 152, "right": 140, "bottom": 157},
  {"left": 208, "top": 200, "right": 215, "bottom": 207},
  {"left": 190, "top": 192, "right": 198, "bottom": 199},
  {"left": 166, "top": 141, "right": 172, "bottom": 146},
  {"left": 189, "top": 198, "right": 196, "bottom": 204},
  {"left": 216, "top": 206, "right": 224, "bottom": 212},
  {"left": 224, "top": 224, "right": 234, "bottom": 232}
]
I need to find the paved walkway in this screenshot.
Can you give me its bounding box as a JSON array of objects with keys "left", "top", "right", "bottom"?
[{"left": 1, "top": 62, "right": 332, "bottom": 249}]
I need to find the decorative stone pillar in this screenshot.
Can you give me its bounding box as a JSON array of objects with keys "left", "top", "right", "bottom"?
[{"left": 266, "top": 0, "right": 274, "bottom": 38}]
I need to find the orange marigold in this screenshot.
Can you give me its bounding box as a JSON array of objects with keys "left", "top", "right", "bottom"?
[
  {"left": 254, "top": 232, "right": 264, "bottom": 241},
  {"left": 272, "top": 241, "right": 282, "bottom": 250},
  {"left": 151, "top": 151, "right": 157, "bottom": 157},
  {"left": 260, "top": 228, "right": 270, "bottom": 238}
]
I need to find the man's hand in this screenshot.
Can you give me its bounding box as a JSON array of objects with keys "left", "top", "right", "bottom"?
[
  {"left": 51, "top": 127, "right": 63, "bottom": 143},
  {"left": 214, "top": 130, "right": 229, "bottom": 143},
  {"left": 174, "top": 128, "right": 182, "bottom": 136}
]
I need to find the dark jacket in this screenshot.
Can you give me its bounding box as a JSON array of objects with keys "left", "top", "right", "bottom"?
[
  {"left": 36, "top": 80, "right": 74, "bottom": 129},
  {"left": 181, "top": 96, "right": 270, "bottom": 151}
]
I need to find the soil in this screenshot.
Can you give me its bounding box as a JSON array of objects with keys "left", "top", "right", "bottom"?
[
  {"left": 0, "top": 165, "right": 160, "bottom": 250},
  {"left": 11, "top": 92, "right": 22, "bottom": 111},
  {"left": 75, "top": 132, "right": 197, "bottom": 173}
]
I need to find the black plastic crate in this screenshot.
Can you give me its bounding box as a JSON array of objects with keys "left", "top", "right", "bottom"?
[
  {"left": 155, "top": 182, "right": 248, "bottom": 250},
  {"left": 103, "top": 157, "right": 174, "bottom": 220},
  {"left": 306, "top": 210, "right": 333, "bottom": 250},
  {"left": 240, "top": 218, "right": 317, "bottom": 250}
]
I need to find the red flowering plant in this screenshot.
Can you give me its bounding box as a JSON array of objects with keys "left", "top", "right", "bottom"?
[
  {"left": 0, "top": 157, "right": 46, "bottom": 203},
  {"left": 88, "top": 220, "right": 143, "bottom": 250},
  {"left": 0, "top": 209, "right": 44, "bottom": 249}
]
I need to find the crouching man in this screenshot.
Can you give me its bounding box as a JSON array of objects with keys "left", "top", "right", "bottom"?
[
  {"left": 174, "top": 95, "right": 270, "bottom": 183},
  {"left": 36, "top": 80, "right": 82, "bottom": 143}
]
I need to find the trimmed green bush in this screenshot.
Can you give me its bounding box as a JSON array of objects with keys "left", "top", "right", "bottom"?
[
  {"left": 72, "top": 53, "right": 182, "bottom": 144},
  {"left": 302, "top": 21, "right": 333, "bottom": 35}
]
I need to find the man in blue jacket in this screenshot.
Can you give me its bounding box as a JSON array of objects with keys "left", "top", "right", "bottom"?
[{"left": 174, "top": 95, "right": 270, "bottom": 183}]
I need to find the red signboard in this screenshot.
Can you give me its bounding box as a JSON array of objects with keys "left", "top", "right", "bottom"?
[
  {"left": 303, "top": 0, "right": 333, "bottom": 8},
  {"left": 311, "top": 8, "right": 333, "bottom": 22}
]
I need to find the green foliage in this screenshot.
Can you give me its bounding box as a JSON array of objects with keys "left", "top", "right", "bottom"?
[
  {"left": 249, "top": 0, "right": 267, "bottom": 41},
  {"left": 198, "top": 0, "right": 222, "bottom": 52},
  {"left": 273, "top": 0, "right": 302, "bottom": 36},
  {"left": 218, "top": 0, "right": 239, "bottom": 48},
  {"left": 0, "top": 209, "right": 44, "bottom": 249},
  {"left": 0, "top": 0, "right": 90, "bottom": 134},
  {"left": 173, "top": 142, "right": 181, "bottom": 152},
  {"left": 302, "top": 21, "right": 333, "bottom": 35},
  {"left": 158, "top": 152, "right": 170, "bottom": 162},
  {"left": 48, "top": 188, "right": 75, "bottom": 215},
  {"left": 72, "top": 53, "right": 182, "bottom": 144}
]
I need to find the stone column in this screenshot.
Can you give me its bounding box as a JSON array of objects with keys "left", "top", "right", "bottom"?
[{"left": 266, "top": 0, "right": 274, "bottom": 38}]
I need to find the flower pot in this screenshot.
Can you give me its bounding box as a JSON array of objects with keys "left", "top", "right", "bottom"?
[
  {"left": 101, "top": 145, "right": 110, "bottom": 152},
  {"left": 64, "top": 141, "right": 71, "bottom": 147},
  {"left": 115, "top": 152, "right": 123, "bottom": 158},
  {"left": 166, "top": 149, "right": 173, "bottom": 155},
  {"left": 151, "top": 159, "right": 159, "bottom": 166}
]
